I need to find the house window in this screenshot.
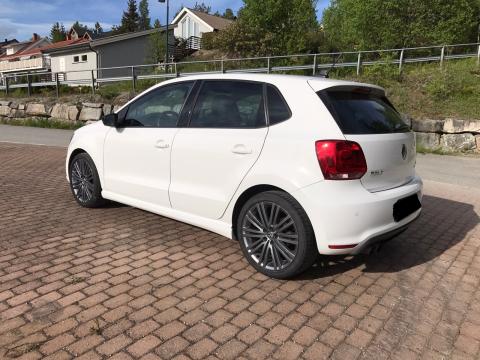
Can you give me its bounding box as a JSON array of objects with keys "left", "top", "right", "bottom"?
[
  {"left": 81, "top": 55, "right": 87, "bottom": 62},
  {"left": 73, "top": 56, "right": 79, "bottom": 63}
]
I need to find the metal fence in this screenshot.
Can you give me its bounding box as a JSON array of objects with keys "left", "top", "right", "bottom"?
[{"left": 1, "top": 42, "right": 479, "bottom": 97}]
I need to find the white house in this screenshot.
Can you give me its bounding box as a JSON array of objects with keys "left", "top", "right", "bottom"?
[{"left": 171, "top": 8, "right": 234, "bottom": 49}]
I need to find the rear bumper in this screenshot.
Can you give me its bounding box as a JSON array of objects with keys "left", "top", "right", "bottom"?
[{"left": 294, "top": 175, "right": 423, "bottom": 255}]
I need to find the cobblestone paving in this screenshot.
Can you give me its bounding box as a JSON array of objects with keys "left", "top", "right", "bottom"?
[{"left": 0, "top": 142, "right": 479, "bottom": 360}]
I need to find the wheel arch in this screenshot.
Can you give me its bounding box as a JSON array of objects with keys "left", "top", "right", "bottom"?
[{"left": 231, "top": 184, "right": 302, "bottom": 240}]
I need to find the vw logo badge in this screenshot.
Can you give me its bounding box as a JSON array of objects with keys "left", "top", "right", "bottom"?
[{"left": 401, "top": 144, "right": 407, "bottom": 160}]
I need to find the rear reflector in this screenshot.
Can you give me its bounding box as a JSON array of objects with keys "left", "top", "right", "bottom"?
[
  {"left": 315, "top": 140, "right": 367, "bottom": 180},
  {"left": 328, "top": 244, "right": 358, "bottom": 249}
]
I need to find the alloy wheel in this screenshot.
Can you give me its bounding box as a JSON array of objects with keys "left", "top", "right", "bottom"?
[
  {"left": 241, "top": 201, "right": 299, "bottom": 271},
  {"left": 70, "top": 158, "right": 95, "bottom": 203}
]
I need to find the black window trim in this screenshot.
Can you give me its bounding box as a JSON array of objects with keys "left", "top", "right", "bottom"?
[
  {"left": 119, "top": 80, "right": 196, "bottom": 129},
  {"left": 265, "top": 84, "right": 292, "bottom": 126},
  {"left": 185, "top": 79, "right": 269, "bottom": 129}
]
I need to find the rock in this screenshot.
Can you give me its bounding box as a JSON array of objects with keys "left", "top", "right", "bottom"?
[
  {"left": 411, "top": 119, "right": 444, "bottom": 133},
  {"left": 440, "top": 134, "right": 476, "bottom": 152},
  {"left": 476, "top": 135, "right": 480, "bottom": 153},
  {"left": 0, "top": 105, "right": 10, "bottom": 117},
  {"left": 25, "top": 103, "right": 49, "bottom": 116},
  {"left": 103, "top": 104, "right": 113, "bottom": 115},
  {"left": 68, "top": 105, "right": 79, "bottom": 121},
  {"left": 401, "top": 114, "right": 413, "bottom": 129},
  {"left": 79, "top": 106, "right": 103, "bottom": 122},
  {"left": 415, "top": 132, "right": 441, "bottom": 150},
  {"left": 113, "top": 105, "right": 122, "bottom": 113},
  {"left": 18, "top": 104, "right": 26, "bottom": 110},
  {"left": 9, "top": 102, "right": 18, "bottom": 109},
  {"left": 82, "top": 102, "right": 103, "bottom": 108},
  {"left": 443, "top": 118, "right": 480, "bottom": 134},
  {"left": 50, "top": 103, "right": 69, "bottom": 120},
  {"left": 0, "top": 100, "right": 11, "bottom": 107},
  {"left": 10, "top": 109, "right": 25, "bottom": 118}
]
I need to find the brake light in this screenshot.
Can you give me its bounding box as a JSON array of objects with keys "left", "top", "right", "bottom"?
[{"left": 315, "top": 140, "right": 367, "bottom": 180}]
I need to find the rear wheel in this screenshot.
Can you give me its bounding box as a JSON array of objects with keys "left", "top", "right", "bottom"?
[
  {"left": 69, "top": 152, "right": 105, "bottom": 208},
  {"left": 236, "top": 191, "right": 317, "bottom": 279}
]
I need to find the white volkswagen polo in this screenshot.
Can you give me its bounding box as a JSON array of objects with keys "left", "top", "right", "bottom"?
[{"left": 66, "top": 74, "right": 422, "bottom": 279}]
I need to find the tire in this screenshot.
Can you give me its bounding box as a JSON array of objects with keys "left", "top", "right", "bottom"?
[
  {"left": 236, "top": 191, "right": 318, "bottom": 279},
  {"left": 69, "top": 152, "right": 106, "bottom": 208}
]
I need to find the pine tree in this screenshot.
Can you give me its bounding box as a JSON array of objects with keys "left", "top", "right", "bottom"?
[
  {"left": 94, "top": 22, "right": 103, "bottom": 34},
  {"left": 139, "top": 0, "right": 151, "bottom": 30},
  {"left": 50, "top": 22, "right": 66, "bottom": 43},
  {"left": 223, "top": 8, "right": 235, "bottom": 20},
  {"left": 193, "top": 2, "right": 211, "bottom": 13},
  {"left": 153, "top": 19, "right": 161, "bottom": 28},
  {"left": 120, "top": 0, "right": 140, "bottom": 33}
]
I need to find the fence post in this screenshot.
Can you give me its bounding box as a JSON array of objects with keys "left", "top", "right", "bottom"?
[
  {"left": 356, "top": 52, "right": 362, "bottom": 76},
  {"left": 55, "top": 73, "right": 60, "bottom": 98},
  {"left": 440, "top": 46, "right": 445, "bottom": 68},
  {"left": 477, "top": 44, "right": 480, "bottom": 67},
  {"left": 312, "top": 54, "right": 317, "bottom": 76},
  {"left": 91, "top": 70, "right": 95, "bottom": 95},
  {"left": 221, "top": 59, "right": 225, "bottom": 73},
  {"left": 27, "top": 74, "right": 32, "bottom": 96},
  {"left": 267, "top": 57, "right": 271, "bottom": 73},
  {"left": 398, "top": 49, "right": 405, "bottom": 74},
  {"left": 131, "top": 66, "right": 136, "bottom": 93},
  {"left": 5, "top": 77, "right": 9, "bottom": 95}
]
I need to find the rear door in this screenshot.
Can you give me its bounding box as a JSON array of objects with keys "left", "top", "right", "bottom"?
[
  {"left": 317, "top": 85, "right": 415, "bottom": 192},
  {"left": 169, "top": 80, "right": 268, "bottom": 219}
]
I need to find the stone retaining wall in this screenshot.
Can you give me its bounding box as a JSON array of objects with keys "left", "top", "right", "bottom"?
[
  {"left": 0, "top": 99, "right": 479, "bottom": 153},
  {"left": 0, "top": 100, "right": 122, "bottom": 124},
  {"left": 411, "top": 118, "right": 480, "bottom": 152}
]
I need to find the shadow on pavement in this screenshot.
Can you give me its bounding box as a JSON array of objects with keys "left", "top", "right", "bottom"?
[{"left": 298, "top": 195, "right": 479, "bottom": 280}]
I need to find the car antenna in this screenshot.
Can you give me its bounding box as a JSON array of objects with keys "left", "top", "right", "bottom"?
[{"left": 318, "top": 53, "right": 342, "bottom": 78}]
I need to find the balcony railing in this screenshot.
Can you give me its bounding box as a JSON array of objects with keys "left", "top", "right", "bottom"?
[{"left": 0, "top": 57, "right": 48, "bottom": 73}]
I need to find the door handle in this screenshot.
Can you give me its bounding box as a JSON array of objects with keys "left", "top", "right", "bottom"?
[
  {"left": 155, "top": 140, "right": 170, "bottom": 149},
  {"left": 231, "top": 144, "right": 252, "bottom": 155}
]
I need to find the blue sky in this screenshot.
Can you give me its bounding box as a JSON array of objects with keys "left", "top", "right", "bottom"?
[{"left": 0, "top": 0, "right": 330, "bottom": 41}]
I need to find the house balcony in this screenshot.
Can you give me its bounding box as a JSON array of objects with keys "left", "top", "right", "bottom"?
[{"left": 0, "top": 57, "right": 50, "bottom": 73}]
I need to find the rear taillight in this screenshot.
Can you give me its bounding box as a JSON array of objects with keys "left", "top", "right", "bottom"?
[{"left": 315, "top": 140, "right": 367, "bottom": 180}]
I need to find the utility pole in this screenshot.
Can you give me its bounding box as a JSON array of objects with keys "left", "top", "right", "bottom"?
[{"left": 158, "top": 0, "right": 170, "bottom": 73}]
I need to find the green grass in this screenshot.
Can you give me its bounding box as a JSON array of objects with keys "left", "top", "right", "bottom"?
[{"left": 0, "top": 117, "right": 84, "bottom": 130}]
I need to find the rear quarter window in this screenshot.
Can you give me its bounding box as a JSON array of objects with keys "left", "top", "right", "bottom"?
[{"left": 318, "top": 87, "right": 410, "bottom": 134}]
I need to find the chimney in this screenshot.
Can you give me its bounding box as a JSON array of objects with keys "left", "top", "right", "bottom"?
[{"left": 32, "top": 33, "right": 40, "bottom": 41}]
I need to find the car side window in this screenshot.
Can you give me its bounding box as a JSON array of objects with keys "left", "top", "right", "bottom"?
[
  {"left": 267, "top": 85, "right": 291, "bottom": 125},
  {"left": 189, "top": 81, "right": 265, "bottom": 128},
  {"left": 124, "top": 82, "right": 193, "bottom": 127}
]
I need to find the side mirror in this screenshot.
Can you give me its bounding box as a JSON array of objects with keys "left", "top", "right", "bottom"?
[{"left": 102, "top": 113, "right": 118, "bottom": 127}]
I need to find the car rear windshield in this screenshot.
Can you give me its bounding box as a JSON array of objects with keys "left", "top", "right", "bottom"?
[{"left": 318, "top": 87, "right": 410, "bottom": 134}]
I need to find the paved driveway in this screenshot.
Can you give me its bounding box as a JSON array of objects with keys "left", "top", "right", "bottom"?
[{"left": 0, "top": 142, "right": 479, "bottom": 360}]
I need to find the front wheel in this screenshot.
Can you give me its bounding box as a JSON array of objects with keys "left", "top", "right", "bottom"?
[
  {"left": 236, "top": 191, "right": 317, "bottom": 279},
  {"left": 69, "top": 152, "right": 106, "bottom": 208}
]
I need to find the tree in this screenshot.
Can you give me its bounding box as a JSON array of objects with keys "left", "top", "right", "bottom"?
[
  {"left": 94, "top": 22, "right": 103, "bottom": 34},
  {"left": 222, "top": 8, "right": 235, "bottom": 20},
  {"left": 193, "top": 2, "right": 211, "bottom": 13},
  {"left": 147, "top": 31, "right": 167, "bottom": 63},
  {"left": 322, "top": 0, "right": 480, "bottom": 51},
  {"left": 50, "top": 22, "right": 66, "bottom": 42},
  {"left": 209, "top": 0, "right": 320, "bottom": 56},
  {"left": 153, "top": 19, "right": 161, "bottom": 28},
  {"left": 119, "top": 0, "right": 140, "bottom": 33},
  {"left": 139, "top": 0, "right": 151, "bottom": 31}
]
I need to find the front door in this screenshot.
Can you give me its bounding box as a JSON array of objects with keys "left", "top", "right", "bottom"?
[
  {"left": 169, "top": 80, "right": 269, "bottom": 219},
  {"left": 103, "top": 81, "right": 194, "bottom": 207}
]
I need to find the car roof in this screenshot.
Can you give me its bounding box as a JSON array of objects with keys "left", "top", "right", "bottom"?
[
  {"left": 117, "top": 73, "right": 384, "bottom": 114},
  {"left": 158, "top": 73, "right": 384, "bottom": 92}
]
